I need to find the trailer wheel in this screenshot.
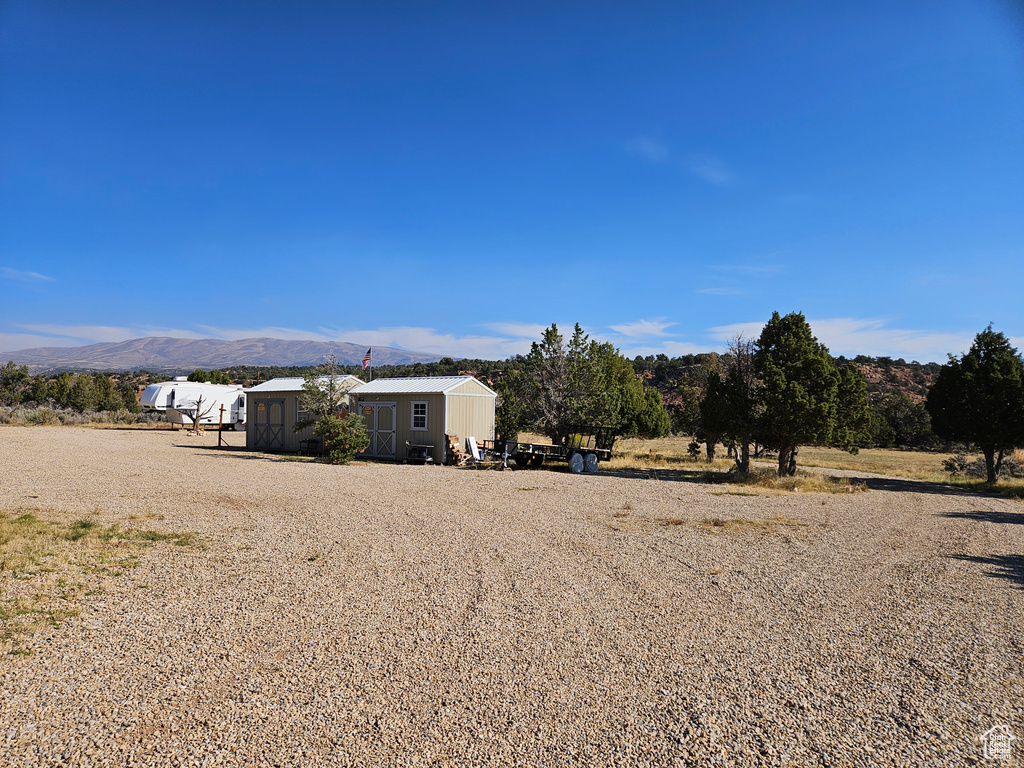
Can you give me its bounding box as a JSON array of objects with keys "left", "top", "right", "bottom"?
[
  {"left": 514, "top": 453, "right": 532, "bottom": 469},
  {"left": 568, "top": 451, "right": 584, "bottom": 474},
  {"left": 530, "top": 455, "right": 544, "bottom": 469},
  {"left": 233, "top": 422, "right": 245, "bottom": 431},
  {"left": 584, "top": 453, "right": 599, "bottom": 473}
]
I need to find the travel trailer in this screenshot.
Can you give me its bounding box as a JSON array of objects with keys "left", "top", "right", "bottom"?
[{"left": 139, "top": 377, "right": 247, "bottom": 430}]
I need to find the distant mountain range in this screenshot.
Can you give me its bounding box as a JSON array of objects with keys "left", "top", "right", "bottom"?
[{"left": 2, "top": 337, "right": 444, "bottom": 372}]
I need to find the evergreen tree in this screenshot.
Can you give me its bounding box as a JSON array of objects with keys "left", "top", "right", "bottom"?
[
  {"left": 926, "top": 326, "right": 1024, "bottom": 483},
  {"left": 187, "top": 369, "right": 231, "bottom": 385},
  {"left": 93, "top": 374, "right": 123, "bottom": 411},
  {"left": 119, "top": 379, "right": 141, "bottom": 413},
  {"left": 833, "top": 362, "right": 870, "bottom": 452},
  {"left": 754, "top": 312, "right": 866, "bottom": 475},
  {"left": 494, "top": 365, "right": 539, "bottom": 440},
  {"left": 67, "top": 374, "right": 97, "bottom": 412},
  {"left": 24, "top": 375, "right": 50, "bottom": 405},
  {"left": 700, "top": 338, "right": 760, "bottom": 472},
  {"left": 294, "top": 354, "right": 368, "bottom": 464},
  {"left": 501, "top": 323, "right": 671, "bottom": 442},
  {"left": 50, "top": 372, "right": 73, "bottom": 408},
  {"left": 0, "top": 361, "right": 30, "bottom": 405}
]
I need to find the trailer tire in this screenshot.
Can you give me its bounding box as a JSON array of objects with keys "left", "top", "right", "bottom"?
[
  {"left": 514, "top": 453, "right": 532, "bottom": 469},
  {"left": 584, "top": 453, "right": 599, "bottom": 473},
  {"left": 530, "top": 455, "right": 544, "bottom": 469},
  {"left": 234, "top": 422, "right": 245, "bottom": 431},
  {"left": 568, "top": 451, "right": 584, "bottom": 474}
]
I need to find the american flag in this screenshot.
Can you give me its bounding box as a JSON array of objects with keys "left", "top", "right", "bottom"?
[{"left": 361, "top": 348, "right": 371, "bottom": 369}]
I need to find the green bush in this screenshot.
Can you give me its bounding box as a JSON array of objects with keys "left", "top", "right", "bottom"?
[{"left": 315, "top": 412, "right": 369, "bottom": 465}]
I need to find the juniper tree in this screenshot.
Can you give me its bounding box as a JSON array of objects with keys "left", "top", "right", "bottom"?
[
  {"left": 754, "top": 312, "right": 867, "bottom": 476},
  {"left": 498, "top": 323, "right": 671, "bottom": 442},
  {"left": 926, "top": 326, "right": 1024, "bottom": 483},
  {"left": 295, "top": 354, "right": 368, "bottom": 464}
]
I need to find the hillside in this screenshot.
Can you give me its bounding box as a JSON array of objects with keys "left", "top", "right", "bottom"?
[{"left": 3, "top": 337, "right": 442, "bottom": 373}]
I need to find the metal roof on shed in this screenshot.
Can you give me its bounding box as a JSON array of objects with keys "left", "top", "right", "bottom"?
[
  {"left": 245, "top": 375, "right": 362, "bottom": 393},
  {"left": 351, "top": 376, "right": 496, "bottom": 396}
]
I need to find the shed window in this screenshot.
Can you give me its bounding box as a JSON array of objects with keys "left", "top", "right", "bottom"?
[
  {"left": 411, "top": 401, "right": 428, "bottom": 430},
  {"left": 297, "top": 398, "right": 309, "bottom": 424}
]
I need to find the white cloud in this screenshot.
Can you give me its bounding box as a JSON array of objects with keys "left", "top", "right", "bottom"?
[
  {"left": 480, "top": 322, "right": 549, "bottom": 339},
  {"left": 21, "top": 324, "right": 206, "bottom": 343},
  {"left": 3, "top": 322, "right": 539, "bottom": 359},
  {"left": 710, "top": 317, "right": 977, "bottom": 363},
  {"left": 625, "top": 135, "right": 670, "bottom": 163},
  {"left": 0, "top": 333, "right": 79, "bottom": 353},
  {"left": 708, "top": 321, "right": 766, "bottom": 344},
  {"left": 195, "top": 325, "right": 336, "bottom": 342},
  {"left": 619, "top": 340, "right": 706, "bottom": 358},
  {"left": 608, "top": 318, "right": 675, "bottom": 338},
  {"left": 326, "top": 326, "right": 532, "bottom": 359},
  {"left": 689, "top": 154, "right": 734, "bottom": 186},
  {"left": 2, "top": 267, "right": 54, "bottom": 282}
]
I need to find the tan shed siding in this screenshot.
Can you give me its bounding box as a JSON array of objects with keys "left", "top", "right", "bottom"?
[
  {"left": 448, "top": 378, "right": 495, "bottom": 397},
  {"left": 358, "top": 393, "right": 445, "bottom": 462},
  {"left": 445, "top": 393, "right": 496, "bottom": 445},
  {"left": 396, "top": 393, "right": 445, "bottom": 461},
  {"left": 247, "top": 392, "right": 315, "bottom": 452}
]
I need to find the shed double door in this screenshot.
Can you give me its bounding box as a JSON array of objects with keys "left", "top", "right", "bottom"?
[
  {"left": 253, "top": 398, "right": 285, "bottom": 450},
  {"left": 359, "top": 401, "right": 396, "bottom": 458}
]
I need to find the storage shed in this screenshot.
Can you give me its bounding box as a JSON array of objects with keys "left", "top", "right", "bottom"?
[
  {"left": 245, "top": 376, "right": 363, "bottom": 452},
  {"left": 350, "top": 376, "right": 496, "bottom": 464}
]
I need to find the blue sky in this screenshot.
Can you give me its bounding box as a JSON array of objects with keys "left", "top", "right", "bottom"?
[{"left": 2, "top": 1, "right": 1022, "bottom": 364}]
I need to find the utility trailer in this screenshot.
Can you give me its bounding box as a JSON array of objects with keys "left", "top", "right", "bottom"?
[{"left": 481, "top": 426, "right": 617, "bottom": 474}]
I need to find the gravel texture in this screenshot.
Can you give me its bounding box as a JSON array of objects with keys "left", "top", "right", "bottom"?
[{"left": 1, "top": 426, "right": 1022, "bottom": 767}]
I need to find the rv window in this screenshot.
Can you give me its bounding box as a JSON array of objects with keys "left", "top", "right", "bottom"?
[{"left": 411, "top": 401, "right": 427, "bottom": 430}]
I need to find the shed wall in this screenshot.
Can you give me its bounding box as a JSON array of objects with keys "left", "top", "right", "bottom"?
[
  {"left": 246, "top": 390, "right": 357, "bottom": 452},
  {"left": 445, "top": 393, "right": 496, "bottom": 449},
  {"left": 357, "top": 392, "right": 446, "bottom": 462},
  {"left": 448, "top": 378, "right": 496, "bottom": 397},
  {"left": 246, "top": 392, "right": 313, "bottom": 452}
]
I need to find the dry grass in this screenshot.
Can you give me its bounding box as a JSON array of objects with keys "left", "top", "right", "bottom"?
[
  {"left": 615, "top": 437, "right": 1024, "bottom": 497},
  {"left": 793, "top": 445, "right": 957, "bottom": 478},
  {"left": 697, "top": 515, "right": 811, "bottom": 533},
  {"left": 0, "top": 509, "right": 199, "bottom": 655},
  {"left": 795, "top": 446, "right": 1024, "bottom": 497},
  {"left": 704, "top": 467, "right": 867, "bottom": 495},
  {"left": 655, "top": 514, "right": 814, "bottom": 534},
  {"left": 611, "top": 435, "right": 732, "bottom": 471}
]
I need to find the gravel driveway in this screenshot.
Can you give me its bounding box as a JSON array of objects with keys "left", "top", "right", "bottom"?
[{"left": 1, "top": 427, "right": 1022, "bottom": 766}]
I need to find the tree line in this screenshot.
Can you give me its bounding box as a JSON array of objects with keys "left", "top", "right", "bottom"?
[
  {"left": 4, "top": 314, "right": 1022, "bottom": 482},
  {"left": 0, "top": 364, "right": 141, "bottom": 414}
]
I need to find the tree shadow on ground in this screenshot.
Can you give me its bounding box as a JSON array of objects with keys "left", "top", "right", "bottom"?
[
  {"left": 948, "top": 554, "right": 1024, "bottom": 588},
  {"left": 599, "top": 467, "right": 746, "bottom": 485},
  {"left": 178, "top": 442, "right": 249, "bottom": 452},
  {"left": 942, "top": 509, "right": 1024, "bottom": 525},
  {"left": 599, "top": 468, "right": 1017, "bottom": 502},
  {"left": 845, "top": 476, "right": 1002, "bottom": 500},
  {"left": 179, "top": 444, "right": 291, "bottom": 458}
]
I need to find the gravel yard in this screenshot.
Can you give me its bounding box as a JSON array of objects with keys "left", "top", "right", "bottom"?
[{"left": 1, "top": 427, "right": 1022, "bottom": 767}]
